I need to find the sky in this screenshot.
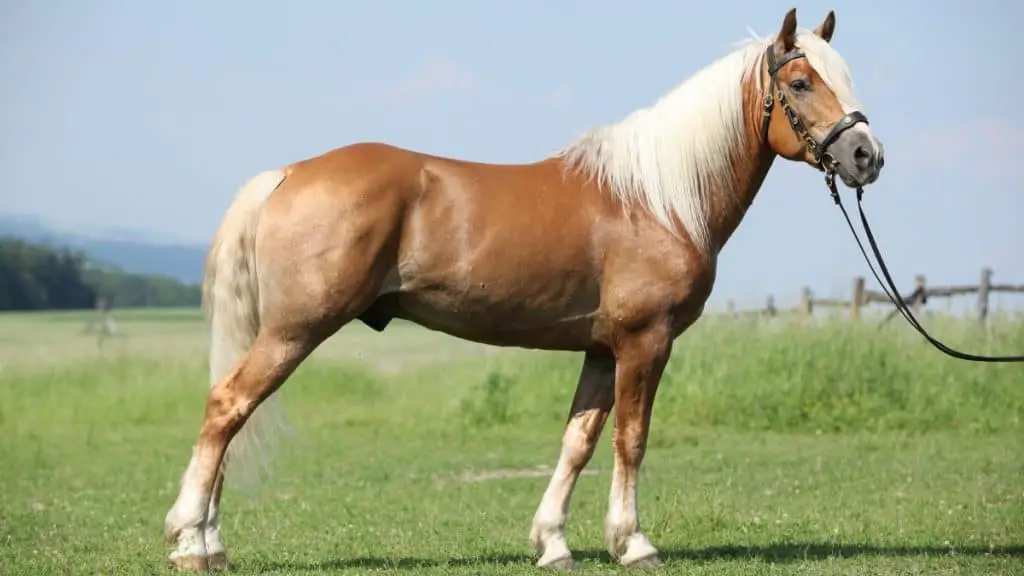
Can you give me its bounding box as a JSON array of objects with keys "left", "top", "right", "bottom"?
[{"left": 1, "top": 0, "right": 1021, "bottom": 312}]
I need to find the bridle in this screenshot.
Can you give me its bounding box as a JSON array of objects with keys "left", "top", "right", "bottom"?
[
  {"left": 759, "top": 43, "right": 868, "bottom": 173},
  {"left": 761, "top": 43, "right": 1024, "bottom": 363}
]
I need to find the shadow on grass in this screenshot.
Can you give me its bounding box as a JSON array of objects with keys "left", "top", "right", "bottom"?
[{"left": 247, "top": 542, "right": 1024, "bottom": 572}]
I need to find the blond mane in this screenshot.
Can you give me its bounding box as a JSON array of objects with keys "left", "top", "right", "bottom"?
[{"left": 554, "top": 28, "right": 861, "bottom": 254}]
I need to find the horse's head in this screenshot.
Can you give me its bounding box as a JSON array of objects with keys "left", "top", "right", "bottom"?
[{"left": 761, "top": 8, "right": 884, "bottom": 189}]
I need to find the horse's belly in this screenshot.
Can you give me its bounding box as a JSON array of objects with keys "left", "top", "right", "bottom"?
[{"left": 390, "top": 277, "right": 601, "bottom": 350}]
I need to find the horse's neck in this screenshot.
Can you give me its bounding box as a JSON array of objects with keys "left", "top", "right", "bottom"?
[{"left": 704, "top": 82, "right": 776, "bottom": 253}]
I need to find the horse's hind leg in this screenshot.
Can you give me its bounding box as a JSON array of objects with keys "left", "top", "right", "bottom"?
[
  {"left": 163, "top": 324, "right": 317, "bottom": 570},
  {"left": 203, "top": 467, "right": 228, "bottom": 570},
  {"left": 164, "top": 182, "right": 401, "bottom": 570},
  {"left": 530, "top": 351, "right": 616, "bottom": 570}
]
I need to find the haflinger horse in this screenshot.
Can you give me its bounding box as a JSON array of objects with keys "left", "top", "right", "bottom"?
[{"left": 163, "top": 7, "right": 884, "bottom": 572}]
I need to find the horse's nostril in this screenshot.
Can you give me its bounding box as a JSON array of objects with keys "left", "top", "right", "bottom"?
[{"left": 854, "top": 145, "right": 871, "bottom": 169}]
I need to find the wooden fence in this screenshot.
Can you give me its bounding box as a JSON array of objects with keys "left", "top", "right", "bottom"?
[{"left": 723, "top": 267, "right": 1024, "bottom": 324}]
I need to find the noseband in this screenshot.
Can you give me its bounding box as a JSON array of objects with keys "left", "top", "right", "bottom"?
[{"left": 759, "top": 44, "right": 868, "bottom": 174}]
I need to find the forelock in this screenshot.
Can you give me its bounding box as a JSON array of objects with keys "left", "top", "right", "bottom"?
[{"left": 794, "top": 28, "right": 862, "bottom": 112}]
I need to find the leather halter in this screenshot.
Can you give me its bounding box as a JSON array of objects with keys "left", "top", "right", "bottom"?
[{"left": 759, "top": 43, "right": 868, "bottom": 172}]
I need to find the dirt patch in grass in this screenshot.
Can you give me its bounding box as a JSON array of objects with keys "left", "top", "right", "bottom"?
[{"left": 457, "top": 465, "right": 599, "bottom": 483}]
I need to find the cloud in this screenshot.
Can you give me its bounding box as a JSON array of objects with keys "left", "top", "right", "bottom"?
[
  {"left": 917, "top": 117, "right": 1020, "bottom": 185},
  {"left": 391, "top": 56, "right": 474, "bottom": 102}
]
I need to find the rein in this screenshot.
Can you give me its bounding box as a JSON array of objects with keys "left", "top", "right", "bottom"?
[{"left": 762, "top": 43, "right": 1024, "bottom": 363}]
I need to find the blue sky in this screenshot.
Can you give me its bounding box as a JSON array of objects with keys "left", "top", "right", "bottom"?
[{"left": 1, "top": 0, "right": 1020, "bottom": 312}]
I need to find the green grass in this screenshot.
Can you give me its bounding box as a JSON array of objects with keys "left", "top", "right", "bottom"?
[{"left": 0, "top": 309, "right": 1022, "bottom": 574}]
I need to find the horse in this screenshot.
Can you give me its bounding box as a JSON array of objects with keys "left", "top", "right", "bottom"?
[{"left": 163, "top": 7, "right": 884, "bottom": 571}]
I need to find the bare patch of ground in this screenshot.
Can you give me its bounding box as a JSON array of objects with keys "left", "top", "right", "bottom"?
[{"left": 457, "top": 465, "right": 599, "bottom": 483}]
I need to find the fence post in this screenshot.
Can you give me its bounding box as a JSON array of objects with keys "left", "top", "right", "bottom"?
[
  {"left": 978, "top": 267, "right": 992, "bottom": 324},
  {"left": 851, "top": 276, "right": 865, "bottom": 320},
  {"left": 799, "top": 286, "right": 813, "bottom": 316},
  {"left": 914, "top": 274, "right": 927, "bottom": 315}
]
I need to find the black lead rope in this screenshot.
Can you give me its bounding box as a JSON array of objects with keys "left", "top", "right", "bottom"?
[{"left": 827, "top": 174, "right": 1024, "bottom": 363}]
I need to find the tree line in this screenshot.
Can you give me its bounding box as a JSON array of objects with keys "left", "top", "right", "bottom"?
[{"left": 0, "top": 236, "right": 201, "bottom": 311}]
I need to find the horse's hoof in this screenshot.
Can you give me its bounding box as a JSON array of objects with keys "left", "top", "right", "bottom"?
[
  {"left": 208, "top": 551, "right": 229, "bottom": 571},
  {"left": 538, "top": 555, "right": 580, "bottom": 571},
  {"left": 169, "top": 554, "right": 210, "bottom": 572},
  {"left": 623, "top": 552, "right": 664, "bottom": 568}
]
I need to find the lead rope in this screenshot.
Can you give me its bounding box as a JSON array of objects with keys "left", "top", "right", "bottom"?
[{"left": 826, "top": 171, "right": 1024, "bottom": 363}]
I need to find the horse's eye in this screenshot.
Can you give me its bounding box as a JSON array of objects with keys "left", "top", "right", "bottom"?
[{"left": 789, "top": 78, "right": 811, "bottom": 93}]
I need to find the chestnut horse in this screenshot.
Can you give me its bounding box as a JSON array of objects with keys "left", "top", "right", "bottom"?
[{"left": 164, "top": 8, "right": 884, "bottom": 571}]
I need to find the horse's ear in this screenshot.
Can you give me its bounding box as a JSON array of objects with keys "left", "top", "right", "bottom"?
[
  {"left": 777, "top": 8, "right": 798, "bottom": 52},
  {"left": 814, "top": 10, "right": 836, "bottom": 43}
]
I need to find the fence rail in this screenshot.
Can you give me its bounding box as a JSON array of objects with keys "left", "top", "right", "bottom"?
[{"left": 722, "top": 267, "right": 1024, "bottom": 325}]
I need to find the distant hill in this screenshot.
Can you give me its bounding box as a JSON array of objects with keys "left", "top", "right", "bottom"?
[{"left": 0, "top": 214, "right": 206, "bottom": 284}]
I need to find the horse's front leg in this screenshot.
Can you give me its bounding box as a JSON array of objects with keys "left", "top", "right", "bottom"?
[
  {"left": 604, "top": 327, "right": 672, "bottom": 567},
  {"left": 530, "top": 351, "right": 616, "bottom": 570}
]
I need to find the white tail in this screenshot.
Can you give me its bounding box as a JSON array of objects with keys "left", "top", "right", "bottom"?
[{"left": 202, "top": 169, "right": 288, "bottom": 490}]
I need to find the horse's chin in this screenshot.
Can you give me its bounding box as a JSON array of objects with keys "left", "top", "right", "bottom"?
[{"left": 835, "top": 164, "right": 871, "bottom": 189}]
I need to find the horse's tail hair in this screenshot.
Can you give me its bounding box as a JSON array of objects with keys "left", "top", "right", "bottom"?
[{"left": 202, "top": 168, "right": 288, "bottom": 490}]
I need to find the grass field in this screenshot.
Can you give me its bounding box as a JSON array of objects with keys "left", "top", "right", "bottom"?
[{"left": 1, "top": 308, "right": 1022, "bottom": 575}]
